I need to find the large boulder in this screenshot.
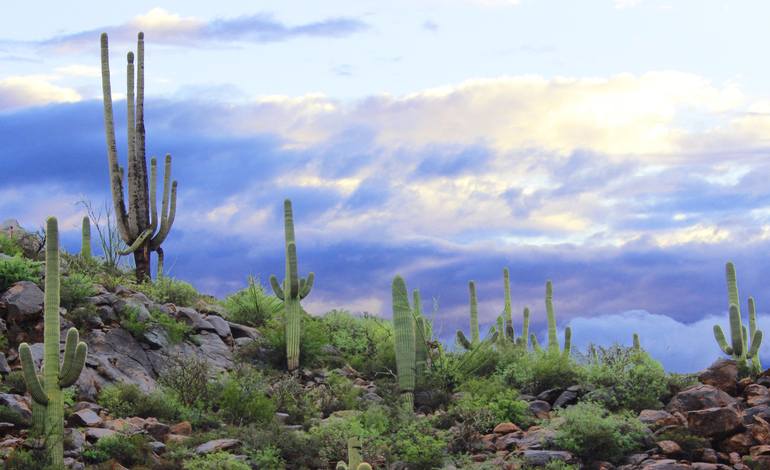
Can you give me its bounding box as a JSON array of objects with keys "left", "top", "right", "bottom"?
[
  {"left": 699, "top": 359, "right": 739, "bottom": 395},
  {"left": 687, "top": 406, "right": 743, "bottom": 437},
  {"left": 667, "top": 384, "right": 738, "bottom": 413},
  {"left": 0, "top": 281, "right": 43, "bottom": 322}
]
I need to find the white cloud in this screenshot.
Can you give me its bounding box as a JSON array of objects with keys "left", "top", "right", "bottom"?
[{"left": 0, "top": 75, "right": 81, "bottom": 110}]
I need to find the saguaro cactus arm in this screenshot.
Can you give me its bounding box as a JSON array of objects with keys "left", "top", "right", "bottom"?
[
  {"left": 59, "top": 328, "right": 87, "bottom": 387},
  {"left": 545, "top": 280, "right": 558, "bottom": 351},
  {"left": 18, "top": 344, "right": 47, "bottom": 405}
]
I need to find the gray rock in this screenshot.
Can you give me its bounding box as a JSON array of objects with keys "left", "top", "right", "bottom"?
[
  {"left": 528, "top": 400, "right": 551, "bottom": 419},
  {"left": 0, "top": 353, "right": 10, "bottom": 374},
  {"left": 114, "top": 297, "right": 151, "bottom": 322},
  {"left": 149, "top": 440, "right": 166, "bottom": 454},
  {"left": 687, "top": 406, "right": 742, "bottom": 436},
  {"left": 96, "top": 305, "right": 117, "bottom": 323},
  {"left": 143, "top": 325, "right": 170, "bottom": 349},
  {"left": 536, "top": 388, "right": 564, "bottom": 404},
  {"left": 553, "top": 389, "right": 579, "bottom": 408},
  {"left": 0, "top": 422, "right": 14, "bottom": 433},
  {"left": 518, "top": 450, "right": 574, "bottom": 466},
  {"left": 228, "top": 321, "right": 260, "bottom": 339},
  {"left": 206, "top": 315, "right": 231, "bottom": 338},
  {"left": 667, "top": 384, "right": 737, "bottom": 413},
  {"left": 234, "top": 337, "right": 254, "bottom": 347},
  {"left": 0, "top": 281, "right": 43, "bottom": 321},
  {"left": 68, "top": 408, "right": 102, "bottom": 427},
  {"left": 64, "top": 428, "right": 85, "bottom": 451},
  {"left": 176, "top": 307, "right": 216, "bottom": 332},
  {"left": 0, "top": 393, "right": 31, "bottom": 421},
  {"left": 194, "top": 438, "right": 241, "bottom": 454},
  {"left": 85, "top": 293, "right": 119, "bottom": 306},
  {"left": 84, "top": 427, "right": 117, "bottom": 441}
]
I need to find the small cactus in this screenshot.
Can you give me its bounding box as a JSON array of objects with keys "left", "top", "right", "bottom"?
[
  {"left": 633, "top": 333, "right": 641, "bottom": 351},
  {"left": 81, "top": 216, "right": 91, "bottom": 259},
  {"left": 19, "top": 217, "right": 87, "bottom": 467},
  {"left": 336, "top": 437, "right": 372, "bottom": 469}
]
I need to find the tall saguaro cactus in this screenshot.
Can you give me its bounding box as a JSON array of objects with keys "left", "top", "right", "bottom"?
[
  {"left": 469, "top": 280, "right": 480, "bottom": 344},
  {"left": 520, "top": 307, "right": 530, "bottom": 349},
  {"left": 713, "top": 262, "right": 763, "bottom": 374},
  {"left": 19, "top": 218, "right": 87, "bottom": 468},
  {"left": 503, "top": 268, "right": 514, "bottom": 340},
  {"left": 545, "top": 280, "right": 571, "bottom": 356},
  {"left": 270, "top": 199, "right": 314, "bottom": 371},
  {"left": 392, "top": 276, "right": 416, "bottom": 409},
  {"left": 413, "top": 289, "right": 431, "bottom": 377},
  {"left": 81, "top": 216, "right": 91, "bottom": 259},
  {"left": 100, "top": 32, "right": 177, "bottom": 281}
]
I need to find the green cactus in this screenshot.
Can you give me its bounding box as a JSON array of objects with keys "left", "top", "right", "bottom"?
[
  {"left": 392, "top": 276, "right": 416, "bottom": 409},
  {"left": 336, "top": 438, "right": 371, "bottom": 470},
  {"left": 633, "top": 333, "right": 641, "bottom": 351},
  {"left": 100, "top": 32, "right": 177, "bottom": 282},
  {"left": 469, "top": 280, "right": 480, "bottom": 343},
  {"left": 270, "top": 199, "right": 314, "bottom": 371},
  {"left": 503, "top": 268, "right": 514, "bottom": 340},
  {"left": 19, "top": 217, "right": 87, "bottom": 468},
  {"left": 713, "top": 262, "right": 763, "bottom": 373},
  {"left": 413, "top": 289, "right": 430, "bottom": 378},
  {"left": 519, "top": 307, "right": 530, "bottom": 349},
  {"left": 531, "top": 333, "right": 541, "bottom": 352},
  {"left": 544, "top": 280, "right": 571, "bottom": 355},
  {"left": 81, "top": 216, "right": 91, "bottom": 259}
]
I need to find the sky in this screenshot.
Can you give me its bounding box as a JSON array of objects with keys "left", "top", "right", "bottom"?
[{"left": 3, "top": 0, "right": 770, "bottom": 372}]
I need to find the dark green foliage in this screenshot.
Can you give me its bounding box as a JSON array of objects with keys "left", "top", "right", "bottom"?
[
  {"left": 120, "top": 305, "right": 149, "bottom": 337},
  {"left": 92, "top": 434, "right": 152, "bottom": 466},
  {"left": 1, "top": 370, "right": 27, "bottom": 394},
  {"left": 0, "top": 404, "right": 28, "bottom": 426},
  {"left": 217, "top": 368, "right": 275, "bottom": 426},
  {"left": 270, "top": 375, "right": 322, "bottom": 425},
  {"left": 4, "top": 449, "right": 46, "bottom": 470},
  {"left": 183, "top": 451, "right": 251, "bottom": 470},
  {"left": 135, "top": 276, "right": 199, "bottom": 306},
  {"left": 552, "top": 402, "right": 647, "bottom": 463},
  {"left": 0, "top": 255, "right": 41, "bottom": 290},
  {"left": 499, "top": 348, "right": 580, "bottom": 394},
  {"left": 389, "top": 418, "right": 448, "bottom": 469},
  {"left": 322, "top": 310, "right": 396, "bottom": 378},
  {"left": 97, "top": 382, "right": 183, "bottom": 421},
  {"left": 60, "top": 272, "right": 97, "bottom": 309},
  {"left": 223, "top": 276, "right": 282, "bottom": 327},
  {"left": 0, "top": 233, "right": 23, "bottom": 256},
  {"left": 655, "top": 427, "right": 709, "bottom": 460},
  {"left": 580, "top": 345, "right": 668, "bottom": 412},
  {"left": 67, "top": 303, "right": 100, "bottom": 329},
  {"left": 261, "top": 312, "right": 329, "bottom": 370},
  {"left": 151, "top": 308, "right": 192, "bottom": 344}
]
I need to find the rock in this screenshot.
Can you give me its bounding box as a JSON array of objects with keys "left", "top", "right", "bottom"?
[
  {"left": 717, "top": 431, "right": 755, "bottom": 454},
  {"left": 667, "top": 385, "right": 737, "bottom": 413},
  {"left": 658, "top": 440, "right": 683, "bottom": 456},
  {"left": 96, "top": 305, "right": 117, "bottom": 323},
  {"left": 699, "top": 359, "right": 738, "bottom": 395},
  {"left": 74, "top": 402, "right": 102, "bottom": 412},
  {"left": 0, "top": 353, "right": 10, "bottom": 374},
  {"left": 206, "top": 315, "right": 231, "bottom": 338},
  {"left": 361, "top": 391, "right": 383, "bottom": 403},
  {"left": 143, "top": 325, "right": 170, "bottom": 349},
  {"left": 84, "top": 328, "right": 157, "bottom": 391},
  {"left": 68, "top": 409, "right": 102, "bottom": 427},
  {"left": 228, "top": 321, "right": 260, "bottom": 339},
  {"left": 494, "top": 422, "right": 522, "bottom": 434},
  {"left": 84, "top": 427, "right": 117, "bottom": 441},
  {"left": 234, "top": 337, "right": 253, "bottom": 347},
  {"left": 744, "top": 405, "right": 770, "bottom": 425},
  {"left": 194, "top": 438, "right": 241, "bottom": 455},
  {"left": 624, "top": 453, "right": 651, "bottom": 466},
  {"left": 114, "top": 297, "right": 150, "bottom": 322},
  {"left": 745, "top": 384, "right": 770, "bottom": 407},
  {"left": 517, "top": 426, "right": 556, "bottom": 450},
  {"left": 750, "top": 445, "right": 770, "bottom": 457},
  {"left": 63, "top": 456, "right": 85, "bottom": 469},
  {"left": 165, "top": 434, "right": 190, "bottom": 444},
  {"left": 105, "top": 417, "right": 146, "bottom": 433},
  {"left": 518, "top": 450, "right": 574, "bottom": 466},
  {"left": 0, "top": 281, "right": 44, "bottom": 321},
  {"left": 691, "top": 464, "right": 719, "bottom": 470},
  {"left": 148, "top": 440, "right": 167, "bottom": 454},
  {"left": 0, "top": 423, "right": 13, "bottom": 433},
  {"left": 701, "top": 448, "right": 718, "bottom": 463},
  {"left": 176, "top": 307, "right": 216, "bottom": 332},
  {"left": 144, "top": 418, "right": 170, "bottom": 441},
  {"left": 528, "top": 400, "right": 551, "bottom": 419},
  {"left": 640, "top": 410, "right": 680, "bottom": 429},
  {"left": 0, "top": 393, "right": 31, "bottom": 421},
  {"left": 688, "top": 406, "right": 742, "bottom": 436},
  {"left": 554, "top": 389, "right": 580, "bottom": 408},
  {"left": 536, "top": 388, "right": 564, "bottom": 404},
  {"left": 85, "top": 293, "right": 119, "bottom": 306},
  {"left": 64, "top": 428, "right": 85, "bottom": 452},
  {"left": 170, "top": 421, "right": 192, "bottom": 436},
  {"left": 641, "top": 459, "right": 692, "bottom": 470}
]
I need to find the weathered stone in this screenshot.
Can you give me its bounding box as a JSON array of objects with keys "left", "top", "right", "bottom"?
[
  {"left": 227, "top": 321, "right": 260, "bottom": 339},
  {"left": 206, "top": 315, "right": 231, "bottom": 338},
  {"left": 640, "top": 409, "right": 680, "bottom": 429},
  {"left": 698, "top": 359, "right": 738, "bottom": 395},
  {"left": 744, "top": 405, "right": 770, "bottom": 426},
  {"left": 143, "top": 325, "right": 170, "bottom": 349},
  {"left": 624, "top": 453, "right": 651, "bottom": 465},
  {"left": 144, "top": 418, "right": 170, "bottom": 441},
  {"left": 553, "top": 389, "right": 579, "bottom": 408},
  {"left": 494, "top": 422, "right": 522, "bottom": 434},
  {"left": 170, "top": 421, "right": 192, "bottom": 436},
  {"left": 194, "top": 438, "right": 241, "bottom": 454},
  {"left": 688, "top": 406, "right": 742, "bottom": 436},
  {"left": 68, "top": 409, "right": 102, "bottom": 427},
  {"left": 658, "top": 440, "right": 683, "bottom": 456},
  {"left": 528, "top": 400, "right": 551, "bottom": 419},
  {"left": 667, "top": 385, "right": 738, "bottom": 413},
  {"left": 176, "top": 307, "right": 215, "bottom": 332},
  {"left": 64, "top": 428, "right": 85, "bottom": 452},
  {"left": 84, "top": 427, "right": 117, "bottom": 441},
  {"left": 518, "top": 450, "right": 574, "bottom": 466},
  {"left": 114, "top": 297, "right": 150, "bottom": 322},
  {"left": 536, "top": 388, "right": 564, "bottom": 404},
  {"left": 148, "top": 440, "right": 166, "bottom": 454},
  {"left": 717, "top": 431, "right": 755, "bottom": 454},
  {"left": 165, "top": 434, "right": 190, "bottom": 444},
  {"left": 641, "top": 459, "right": 691, "bottom": 470},
  {"left": 746, "top": 384, "right": 770, "bottom": 407},
  {"left": 0, "top": 393, "right": 31, "bottom": 421},
  {"left": 0, "top": 281, "right": 43, "bottom": 321},
  {"left": 0, "top": 353, "right": 10, "bottom": 374},
  {"left": 700, "top": 448, "right": 718, "bottom": 463}
]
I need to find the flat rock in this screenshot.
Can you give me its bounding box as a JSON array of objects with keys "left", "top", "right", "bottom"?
[
  {"left": 194, "top": 438, "right": 241, "bottom": 455},
  {"left": 667, "top": 385, "right": 737, "bottom": 413},
  {"left": 84, "top": 427, "right": 117, "bottom": 441},
  {"left": 494, "top": 422, "right": 522, "bottom": 434},
  {"left": 688, "top": 406, "right": 742, "bottom": 436},
  {"left": 0, "top": 393, "right": 31, "bottom": 421},
  {"left": 68, "top": 409, "right": 102, "bottom": 427},
  {"left": 206, "top": 315, "right": 231, "bottom": 338},
  {"left": 176, "top": 307, "right": 216, "bottom": 332},
  {"left": 745, "top": 384, "right": 770, "bottom": 407},
  {"left": 227, "top": 321, "right": 260, "bottom": 339},
  {"left": 0, "top": 281, "right": 43, "bottom": 321},
  {"left": 517, "top": 450, "right": 574, "bottom": 466},
  {"left": 658, "top": 440, "right": 682, "bottom": 455},
  {"left": 640, "top": 410, "right": 679, "bottom": 429}
]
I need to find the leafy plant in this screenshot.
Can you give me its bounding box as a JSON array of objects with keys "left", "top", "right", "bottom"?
[
  {"left": 98, "top": 382, "right": 183, "bottom": 421},
  {"left": 0, "top": 233, "right": 23, "bottom": 256},
  {"left": 217, "top": 368, "right": 275, "bottom": 426},
  {"left": 60, "top": 272, "right": 97, "bottom": 309},
  {"left": 120, "top": 305, "right": 149, "bottom": 337},
  {"left": 159, "top": 354, "right": 212, "bottom": 407},
  {"left": 499, "top": 348, "right": 580, "bottom": 394},
  {"left": 151, "top": 308, "right": 192, "bottom": 344},
  {"left": 93, "top": 433, "right": 151, "bottom": 466},
  {"left": 136, "top": 276, "right": 200, "bottom": 306},
  {"left": 0, "top": 255, "right": 41, "bottom": 291},
  {"left": 224, "top": 275, "right": 282, "bottom": 327},
  {"left": 183, "top": 451, "right": 251, "bottom": 470}
]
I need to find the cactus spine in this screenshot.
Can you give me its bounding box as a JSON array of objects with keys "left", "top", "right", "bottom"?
[
  {"left": 336, "top": 437, "right": 372, "bottom": 469},
  {"left": 392, "top": 276, "right": 416, "bottom": 409},
  {"left": 81, "top": 216, "right": 91, "bottom": 259},
  {"left": 503, "top": 268, "right": 514, "bottom": 340},
  {"left": 19, "top": 218, "right": 87, "bottom": 468},
  {"left": 270, "top": 199, "right": 314, "bottom": 371},
  {"left": 713, "top": 262, "right": 763, "bottom": 373},
  {"left": 100, "top": 32, "right": 177, "bottom": 282}
]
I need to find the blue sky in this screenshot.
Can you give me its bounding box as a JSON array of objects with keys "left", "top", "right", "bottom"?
[{"left": 3, "top": 0, "right": 770, "bottom": 371}]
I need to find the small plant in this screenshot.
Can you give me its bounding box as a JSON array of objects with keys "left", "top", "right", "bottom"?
[
  {"left": 60, "top": 272, "right": 97, "bottom": 309},
  {"left": 0, "top": 233, "right": 23, "bottom": 256},
  {"left": 552, "top": 401, "right": 647, "bottom": 463},
  {"left": 0, "top": 404, "right": 28, "bottom": 426},
  {"left": 120, "top": 305, "right": 149, "bottom": 337},
  {"left": 159, "top": 354, "right": 212, "bottom": 407},
  {"left": 135, "top": 276, "right": 200, "bottom": 306},
  {"left": 151, "top": 308, "right": 192, "bottom": 344},
  {"left": 93, "top": 433, "right": 151, "bottom": 466},
  {"left": 224, "top": 275, "right": 282, "bottom": 327},
  {"left": 217, "top": 368, "right": 275, "bottom": 426},
  {"left": 3, "top": 448, "right": 46, "bottom": 470},
  {"left": 500, "top": 348, "right": 580, "bottom": 394},
  {"left": 250, "top": 445, "right": 286, "bottom": 470},
  {"left": 0, "top": 255, "right": 41, "bottom": 290},
  {"left": 183, "top": 451, "right": 251, "bottom": 470},
  {"left": 1, "top": 370, "right": 27, "bottom": 394},
  {"left": 98, "top": 382, "right": 183, "bottom": 421}
]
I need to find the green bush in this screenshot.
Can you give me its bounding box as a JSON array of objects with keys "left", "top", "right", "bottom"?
[
  {"left": 250, "top": 445, "right": 285, "bottom": 470},
  {"left": 183, "top": 451, "right": 251, "bottom": 470},
  {"left": 151, "top": 308, "right": 192, "bottom": 344},
  {"left": 60, "top": 272, "right": 96, "bottom": 309},
  {"left": 2, "top": 370, "right": 27, "bottom": 394},
  {"left": 159, "top": 354, "right": 212, "bottom": 408},
  {"left": 655, "top": 427, "right": 708, "bottom": 460},
  {"left": 390, "top": 418, "right": 448, "bottom": 469},
  {"left": 93, "top": 434, "right": 151, "bottom": 466},
  {"left": 270, "top": 374, "right": 322, "bottom": 425},
  {"left": 4, "top": 448, "right": 46, "bottom": 470},
  {"left": 0, "top": 255, "right": 41, "bottom": 291},
  {"left": 0, "top": 404, "right": 28, "bottom": 426},
  {"left": 261, "top": 313, "right": 330, "bottom": 370},
  {"left": 223, "top": 276, "right": 282, "bottom": 327},
  {"left": 120, "top": 305, "right": 149, "bottom": 337},
  {"left": 98, "top": 382, "right": 183, "bottom": 422},
  {"left": 218, "top": 370, "right": 276, "bottom": 426},
  {"left": 499, "top": 348, "right": 580, "bottom": 394},
  {"left": 552, "top": 401, "right": 647, "bottom": 463},
  {"left": 320, "top": 310, "right": 397, "bottom": 377},
  {"left": 67, "top": 303, "right": 100, "bottom": 329},
  {"left": 580, "top": 346, "right": 668, "bottom": 412},
  {"left": 0, "top": 233, "right": 23, "bottom": 256},
  {"left": 136, "top": 276, "right": 200, "bottom": 306}
]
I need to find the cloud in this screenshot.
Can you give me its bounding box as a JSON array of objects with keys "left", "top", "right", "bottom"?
[
  {"left": 31, "top": 8, "right": 368, "bottom": 52},
  {"left": 0, "top": 76, "right": 80, "bottom": 110}
]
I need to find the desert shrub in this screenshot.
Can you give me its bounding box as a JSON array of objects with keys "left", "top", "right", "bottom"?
[
  {"left": 183, "top": 451, "right": 251, "bottom": 470},
  {"left": 320, "top": 310, "right": 397, "bottom": 377},
  {"left": 308, "top": 404, "right": 392, "bottom": 466},
  {"left": 67, "top": 303, "right": 100, "bottom": 329},
  {"left": 120, "top": 305, "right": 149, "bottom": 337},
  {"left": 62, "top": 251, "right": 101, "bottom": 278},
  {"left": 552, "top": 401, "right": 647, "bottom": 463},
  {"left": 151, "top": 308, "right": 192, "bottom": 344},
  {"left": 666, "top": 373, "right": 700, "bottom": 400},
  {"left": 318, "top": 372, "right": 362, "bottom": 415},
  {"left": 389, "top": 418, "right": 448, "bottom": 469},
  {"left": 223, "top": 276, "right": 282, "bottom": 327},
  {"left": 262, "top": 313, "right": 330, "bottom": 370},
  {"left": 217, "top": 369, "right": 275, "bottom": 426},
  {"left": 580, "top": 345, "right": 668, "bottom": 412},
  {"left": 0, "top": 334, "right": 7, "bottom": 350},
  {"left": 98, "top": 382, "right": 183, "bottom": 421},
  {"left": 93, "top": 434, "right": 151, "bottom": 466},
  {"left": 0, "top": 255, "right": 41, "bottom": 291},
  {"left": 0, "top": 404, "right": 28, "bottom": 426},
  {"left": 136, "top": 276, "right": 199, "bottom": 306},
  {"left": 499, "top": 348, "right": 580, "bottom": 394},
  {"left": 60, "top": 272, "right": 97, "bottom": 309},
  {"left": 2, "top": 370, "right": 27, "bottom": 394},
  {"left": 656, "top": 427, "right": 708, "bottom": 460},
  {"left": 96, "top": 269, "right": 136, "bottom": 292},
  {"left": 159, "top": 354, "right": 212, "bottom": 407},
  {"left": 4, "top": 448, "right": 46, "bottom": 470},
  {"left": 249, "top": 445, "right": 285, "bottom": 470},
  {"left": 0, "top": 233, "right": 23, "bottom": 256},
  {"left": 270, "top": 374, "right": 322, "bottom": 425},
  {"left": 238, "top": 423, "right": 320, "bottom": 468}
]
